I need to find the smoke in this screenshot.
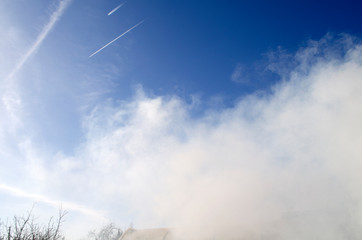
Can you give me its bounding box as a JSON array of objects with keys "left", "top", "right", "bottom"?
[
  {"left": 42, "top": 34, "right": 362, "bottom": 239},
  {"left": 2, "top": 34, "right": 362, "bottom": 239}
]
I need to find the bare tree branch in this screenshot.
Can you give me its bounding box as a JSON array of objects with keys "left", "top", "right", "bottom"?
[{"left": 0, "top": 208, "right": 66, "bottom": 240}]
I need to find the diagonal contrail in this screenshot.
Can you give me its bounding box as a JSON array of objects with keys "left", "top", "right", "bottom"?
[
  {"left": 4, "top": 0, "right": 72, "bottom": 83},
  {"left": 0, "top": 183, "right": 106, "bottom": 219},
  {"left": 108, "top": 2, "right": 126, "bottom": 16},
  {"left": 1, "top": 0, "right": 72, "bottom": 129},
  {"left": 89, "top": 20, "right": 144, "bottom": 58}
]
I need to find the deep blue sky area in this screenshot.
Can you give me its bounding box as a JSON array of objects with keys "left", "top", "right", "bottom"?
[
  {"left": 17, "top": 0, "right": 360, "bottom": 151},
  {"left": 75, "top": 0, "right": 362, "bottom": 101}
]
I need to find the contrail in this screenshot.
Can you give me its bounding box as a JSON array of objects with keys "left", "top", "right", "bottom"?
[
  {"left": 1, "top": 0, "right": 72, "bottom": 129},
  {"left": 4, "top": 0, "right": 72, "bottom": 83},
  {"left": 0, "top": 183, "right": 106, "bottom": 219},
  {"left": 89, "top": 20, "right": 144, "bottom": 58},
  {"left": 108, "top": 2, "right": 126, "bottom": 16}
]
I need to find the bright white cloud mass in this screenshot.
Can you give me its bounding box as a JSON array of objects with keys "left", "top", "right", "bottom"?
[{"left": 1, "top": 32, "right": 362, "bottom": 239}]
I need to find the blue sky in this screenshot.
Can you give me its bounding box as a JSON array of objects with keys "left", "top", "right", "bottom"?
[{"left": 1, "top": 0, "right": 362, "bottom": 239}]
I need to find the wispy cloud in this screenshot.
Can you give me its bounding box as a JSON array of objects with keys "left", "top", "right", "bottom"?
[
  {"left": 108, "top": 2, "right": 126, "bottom": 16},
  {"left": 89, "top": 20, "right": 144, "bottom": 58},
  {"left": 230, "top": 62, "right": 247, "bottom": 83}
]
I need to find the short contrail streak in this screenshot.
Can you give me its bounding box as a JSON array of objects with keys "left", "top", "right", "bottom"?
[
  {"left": 108, "top": 2, "right": 126, "bottom": 16},
  {"left": 89, "top": 20, "right": 144, "bottom": 58}
]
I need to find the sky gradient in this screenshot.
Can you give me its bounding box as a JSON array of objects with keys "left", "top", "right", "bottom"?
[{"left": 1, "top": 0, "right": 362, "bottom": 239}]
